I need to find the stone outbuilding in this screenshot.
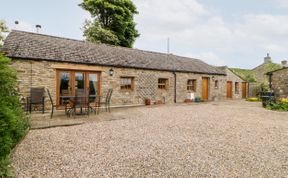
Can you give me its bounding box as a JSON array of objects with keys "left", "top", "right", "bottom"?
[
  {"left": 218, "top": 66, "right": 247, "bottom": 99},
  {"left": 1, "top": 30, "right": 245, "bottom": 110},
  {"left": 267, "top": 67, "right": 288, "bottom": 98}
]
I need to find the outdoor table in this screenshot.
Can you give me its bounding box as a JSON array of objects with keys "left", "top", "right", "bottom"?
[{"left": 60, "top": 95, "right": 100, "bottom": 116}]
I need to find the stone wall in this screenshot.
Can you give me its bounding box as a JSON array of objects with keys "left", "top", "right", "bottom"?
[
  {"left": 175, "top": 73, "right": 226, "bottom": 102},
  {"left": 11, "top": 59, "right": 230, "bottom": 110},
  {"left": 271, "top": 68, "right": 288, "bottom": 98},
  {"left": 225, "top": 68, "right": 245, "bottom": 99},
  {"left": 253, "top": 64, "right": 270, "bottom": 85}
]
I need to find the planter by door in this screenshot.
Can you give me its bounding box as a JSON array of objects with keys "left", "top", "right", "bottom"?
[
  {"left": 226, "top": 81, "right": 233, "bottom": 98},
  {"left": 242, "top": 82, "right": 247, "bottom": 98},
  {"left": 202, "top": 77, "right": 209, "bottom": 100}
]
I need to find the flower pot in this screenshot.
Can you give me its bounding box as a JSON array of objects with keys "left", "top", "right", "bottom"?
[{"left": 145, "top": 99, "right": 151, "bottom": 105}]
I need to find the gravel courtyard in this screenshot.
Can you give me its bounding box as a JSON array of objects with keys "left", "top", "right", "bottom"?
[{"left": 12, "top": 101, "right": 288, "bottom": 177}]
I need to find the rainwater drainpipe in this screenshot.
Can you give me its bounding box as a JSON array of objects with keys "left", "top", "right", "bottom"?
[
  {"left": 173, "top": 71, "right": 177, "bottom": 103},
  {"left": 30, "top": 61, "right": 33, "bottom": 88}
]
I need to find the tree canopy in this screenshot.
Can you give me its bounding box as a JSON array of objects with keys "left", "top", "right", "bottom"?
[
  {"left": 80, "top": 0, "right": 140, "bottom": 48},
  {"left": 0, "top": 20, "right": 9, "bottom": 47}
]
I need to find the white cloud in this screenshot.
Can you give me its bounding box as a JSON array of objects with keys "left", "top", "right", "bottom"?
[
  {"left": 187, "top": 52, "right": 226, "bottom": 66},
  {"left": 275, "top": 0, "right": 288, "bottom": 9},
  {"left": 133, "top": 0, "right": 288, "bottom": 68}
]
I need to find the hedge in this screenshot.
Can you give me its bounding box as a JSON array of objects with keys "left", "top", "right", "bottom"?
[{"left": 0, "top": 54, "right": 29, "bottom": 176}]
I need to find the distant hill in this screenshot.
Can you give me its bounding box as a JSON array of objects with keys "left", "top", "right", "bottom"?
[
  {"left": 230, "top": 62, "right": 282, "bottom": 83},
  {"left": 230, "top": 68, "right": 256, "bottom": 82}
]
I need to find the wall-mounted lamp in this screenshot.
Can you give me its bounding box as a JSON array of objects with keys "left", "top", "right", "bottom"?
[
  {"left": 108, "top": 68, "right": 114, "bottom": 76},
  {"left": 212, "top": 76, "right": 215, "bottom": 81}
]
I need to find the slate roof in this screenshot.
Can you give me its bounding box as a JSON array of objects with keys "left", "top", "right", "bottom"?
[{"left": 1, "top": 30, "right": 225, "bottom": 75}]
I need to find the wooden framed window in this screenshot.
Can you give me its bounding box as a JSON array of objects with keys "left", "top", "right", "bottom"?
[
  {"left": 187, "top": 79, "right": 196, "bottom": 92},
  {"left": 235, "top": 82, "right": 239, "bottom": 94},
  {"left": 120, "top": 77, "right": 134, "bottom": 90},
  {"left": 158, "top": 78, "right": 168, "bottom": 89},
  {"left": 214, "top": 80, "right": 219, "bottom": 89}
]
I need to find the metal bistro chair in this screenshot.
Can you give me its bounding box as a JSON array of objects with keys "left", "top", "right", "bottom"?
[
  {"left": 98, "top": 89, "right": 113, "bottom": 113},
  {"left": 88, "top": 91, "right": 98, "bottom": 115},
  {"left": 27, "top": 87, "right": 45, "bottom": 113},
  {"left": 46, "top": 88, "right": 57, "bottom": 118},
  {"left": 72, "top": 89, "right": 90, "bottom": 116}
]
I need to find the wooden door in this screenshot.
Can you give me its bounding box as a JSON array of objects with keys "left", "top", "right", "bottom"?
[
  {"left": 226, "top": 81, "right": 232, "bottom": 98},
  {"left": 202, "top": 77, "right": 209, "bottom": 100},
  {"left": 242, "top": 82, "right": 247, "bottom": 98}
]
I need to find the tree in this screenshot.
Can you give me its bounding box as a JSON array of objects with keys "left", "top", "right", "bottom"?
[
  {"left": 80, "top": 0, "right": 140, "bottom": 48},
  {"left": 0, "top": 20, "right": 9, "bottom": 47}
]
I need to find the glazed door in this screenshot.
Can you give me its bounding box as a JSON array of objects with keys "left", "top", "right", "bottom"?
[
  {"left": 57, "top": 70, "right": 100, "bottom": 107},
  {"left": 227, "top": 81, "right": 232, "bottom": 98},
  {"left": 74, "top": 72, "right": 85, "bottom": 91},
  {"left": 242, "top": 82, "right": 247, "bottom": 98},
  {"left": 58, "top": 71, "right": 72, "bottom": 106},
  {"left": 87, "top": 73, "right": 99, "bottom": 96},
  {"left": 202, "top": 77, "right": 209, "bottom": 100}
]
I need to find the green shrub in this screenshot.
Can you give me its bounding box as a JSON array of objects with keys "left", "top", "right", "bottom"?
[
  {"left": 246, "top": 97, "right": 261, "bottom": 102},
  {"left": 266, "top": 101, "right": 288, "bottom": 111},
  {"left": 0, "top": 54, "right": 29, "bottom": 176}
]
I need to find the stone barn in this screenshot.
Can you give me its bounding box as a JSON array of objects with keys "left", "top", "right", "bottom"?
[{"left": 1, "top": 30, "right": 245, "bottom": 110}]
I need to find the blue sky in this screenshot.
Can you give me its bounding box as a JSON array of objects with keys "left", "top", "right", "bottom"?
[{"left": 1, "top": 0, "right": 288, "bottom": 69}]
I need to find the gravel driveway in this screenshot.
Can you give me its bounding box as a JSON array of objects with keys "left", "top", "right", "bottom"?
[{"left": 12, "top": 101, "right": 288, "bottom": 177}]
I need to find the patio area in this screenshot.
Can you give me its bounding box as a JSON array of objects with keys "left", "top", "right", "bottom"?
[{"left": 12, "top": 100, "right": 288, "bottom": 177}]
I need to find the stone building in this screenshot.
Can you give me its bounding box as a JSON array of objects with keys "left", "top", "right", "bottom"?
[
  {"left": 1, "top": 30, "right": 245, "bottom": 110},
  {"left": 218, "top": 67, "right": 247, "bottom": 99},
  {"left": 267, "top": 67, "right": 288, "bottom": 98},
  {"left": 231, "top": 54, "right": 283, "bottom": 97}
]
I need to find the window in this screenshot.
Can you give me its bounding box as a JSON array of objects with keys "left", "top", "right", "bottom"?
[
  {"left": 235, "top": 82, "right": 239, "bottom": 94},
  {"left": 120, "top": 77, "right": 134, "bottom": 90},
  {"left": 214, "top": 80, "right": 219, "bottom": 89},
  {"left": 158, "top": 78, "right": 168, "bottom": 89},
  {"left": 187, "top": 79, "right": 196, "bottom": 92}
]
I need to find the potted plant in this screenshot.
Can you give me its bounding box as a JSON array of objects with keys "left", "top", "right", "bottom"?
[
  {"left": 184, "top": 99, "right": 193, "bottom": 103},
  {"left": 155, "top": 100, "right": 163, "bottom": 105},
  {"left": 145, "top": 98, "right": 151, "bottom": 105},
  {"left": 194, "top": 97, "right": 201, "bottom": 103}
]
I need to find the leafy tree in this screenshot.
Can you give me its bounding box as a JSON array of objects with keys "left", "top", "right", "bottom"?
[
  {"left": 0, "top": 20, "right": 9, "bottom": 47},
  {"left": 80, "top": 0, "right": 140, "bottom": 48},
  {"left": 0, "top": 54, "right": 29, "bottom": 176},
  {"left": 83, "top": 19, "right": 120, "bottom": 45}
]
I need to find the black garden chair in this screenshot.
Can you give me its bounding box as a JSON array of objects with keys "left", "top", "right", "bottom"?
[
  {"left": 46, "top": 88, "right": 56, "bottom": 118},
  {"left": 27, "top": 87, "right": 45, "bottom": 113},
  {"left": 70, "top": 89, "right": 90, "bottom": 117},
  {"left": 98, "top": 89, "right": 113, "bottom": 113}
]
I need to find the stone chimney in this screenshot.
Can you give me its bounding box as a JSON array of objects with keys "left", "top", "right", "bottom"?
[
  {"left": 281, "top": 60, "right": 288, "bottom": 67},
  {"left": 264, "top": 53, "right": 272, "bottom": 63}
]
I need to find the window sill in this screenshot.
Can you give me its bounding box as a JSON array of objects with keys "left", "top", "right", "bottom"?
[{"left": 120, "top": 89, "right": 134, "bottom": 92}]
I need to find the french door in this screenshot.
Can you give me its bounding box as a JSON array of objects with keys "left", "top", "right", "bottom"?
[{"left": 56, "top": 70, "right": 100, "bottom": 107}]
